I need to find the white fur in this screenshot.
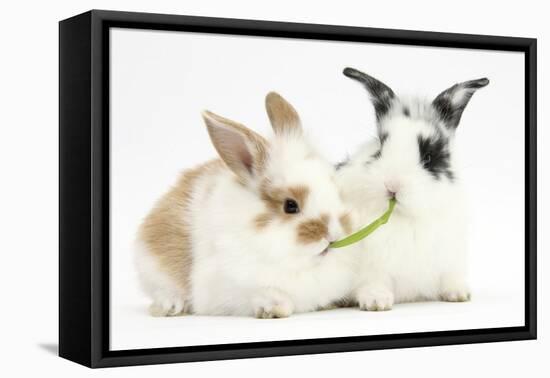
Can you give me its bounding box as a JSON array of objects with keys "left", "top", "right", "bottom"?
[
  {"left": 337, "top": 105, "right": 470, "bottom": 310},
  {"left": 189, "top": 135, "right": 359, "bottom": 316},
  {"left": 137, "top": 118, "right": 359, "bottom": 317}
]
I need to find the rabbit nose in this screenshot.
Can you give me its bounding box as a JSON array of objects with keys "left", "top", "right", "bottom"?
[
  {"left": 384, "top": 180, "right": 401, "bottom": 197},
  {"left": 327, "top": 219, "right": 342, "bottom": 242},
  {"left": 328, "top": 238, "right": 338, "bottom": 245}
]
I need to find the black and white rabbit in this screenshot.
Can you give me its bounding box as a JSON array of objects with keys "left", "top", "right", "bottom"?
[{"left": 337, "top": 67, "right": 489, "bottom": 310}]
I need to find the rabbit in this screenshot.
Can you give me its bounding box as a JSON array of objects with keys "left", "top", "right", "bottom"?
[
  {"left": 336, "top": 67, "right": 489, "bottom": 311},
  {"left": 135, "top": 92, "right": 358, "bottom": 318}
]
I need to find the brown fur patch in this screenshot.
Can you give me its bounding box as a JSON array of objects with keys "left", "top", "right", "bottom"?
[
  {"left": 265, "top": 92, "right": 302, "bottom": 136},
  {"left": 253, "top": 213, "right": 273, "bottom": 229},
  {"left": 253, "top": 180, "right": 311, "bottom": 230},
  {"left": 339, "top": 213, "right": 353, "bottom": 235},
  {"left": 138, "top": 159, "right": 224, "bottom": 295},
  {"left": 288, "top": 186, "right": 309, "bottom": 207},
  {"left": 258, "top": 179, "right": 310, "bottom": 221},
  {"left": 259, "top": 179, "right": 286, "bottom": 213},
  {"left": 297, "top": 214, "right": 329, "bottom": 244}
]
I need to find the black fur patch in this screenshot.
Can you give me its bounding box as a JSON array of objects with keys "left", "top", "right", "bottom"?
[
  {"left": 371, "top": 93, "right": 394, "bottom": 121},
  {"left": 379, "top": 132, "right": 389, "bottom": 146},
  {"left": 402, "top": 105, "right": 410, "bottom": 117},
  {"left": 343, "top": 67, "right": 395, "bottom": 121},
  {"left": 417, "top": 134, "right": 453, "bottom": 180},
  {"left": 432, "top": 89, "right": 471, "bottom": 129},
  {"left": 335, "top": 158, "right": 349, "bottom": 171},
  {"left": 432, "top": 78, "right": 489, "bottom": 129},
  {"left": 365, "top": 132, "right": 388, "bottom": 164}
]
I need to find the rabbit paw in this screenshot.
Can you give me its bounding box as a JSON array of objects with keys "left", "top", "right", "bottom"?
[
  {"left": 357, "top": 285, "right": 394, "bottom": 311},
  {"left": 253, "top": 288, "right": 294, "bottom": 319},
  {"left": 440, "top": 289, "right": 471, "bottom": 302},
  {"left": 148, "top": 297, "right": 188, "bottom": 317},
  {"left": 440, "top": 276, "right": 471, "bottom": 302}
]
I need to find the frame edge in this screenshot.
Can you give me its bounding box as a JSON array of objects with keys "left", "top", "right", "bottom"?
[
  {"left": 59, "top": 11, "right": 94, "bottom": 368},
  {"left": 58, "top": 9, "right": 538, "bottom": 368}
]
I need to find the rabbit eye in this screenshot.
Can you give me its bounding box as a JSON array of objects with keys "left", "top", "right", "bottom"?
[
  {"left": 422, "top": 154, "right": 432, "bottom": 166},
  {"left": 284, "top": 199, "right": 300, "bottom": 214}
]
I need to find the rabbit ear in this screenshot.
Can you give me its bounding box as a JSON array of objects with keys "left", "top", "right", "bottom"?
[
  {"left": 432, "top": 78, "right": 489, "bottom": 129},
  {"left": 343, "top": 67, "right": 396, "bottom": 121},
  {"left": 265, "top": 92, "right": 303, "bottom": 137},
  {"left": 202, "top": 110, "right": 269, "bottom": 182}
]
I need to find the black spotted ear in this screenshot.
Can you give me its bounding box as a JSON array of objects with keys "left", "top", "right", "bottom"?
[
  {"left": 432, "top": 78, "right": 489, "bottom": 129},
  {"left": 343, "top": 67, "right": 396, "bottom": 121}
]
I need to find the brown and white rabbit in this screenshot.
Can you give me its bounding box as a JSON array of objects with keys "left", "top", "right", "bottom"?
[{"left": 135, "top": 92, "right": 358, "bottom": 318}]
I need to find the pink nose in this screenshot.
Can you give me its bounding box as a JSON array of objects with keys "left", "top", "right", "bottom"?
[{"left": 384, "top": 180, "right": 401, "bottom": 197}]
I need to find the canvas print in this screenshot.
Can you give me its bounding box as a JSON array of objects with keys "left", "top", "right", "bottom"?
[{"left": 110, "top": 28, "right": 525, "bottom": 351}]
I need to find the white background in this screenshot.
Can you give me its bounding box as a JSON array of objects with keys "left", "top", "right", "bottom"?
[
  {"left": 0, "top": 0, "right": 547, "bottom": 377},
  {"left": 110, "top": 28, "right": 525, "bottom": 350}
]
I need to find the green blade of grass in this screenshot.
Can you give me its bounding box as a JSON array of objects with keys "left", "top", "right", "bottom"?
[{"left": 329, "top": 198, "right": 396, "bottom": 249}]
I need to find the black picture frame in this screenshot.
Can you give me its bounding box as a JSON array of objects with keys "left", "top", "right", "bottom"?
[{"left": 59, "top": 9, "right": 537, "bottom": 368}]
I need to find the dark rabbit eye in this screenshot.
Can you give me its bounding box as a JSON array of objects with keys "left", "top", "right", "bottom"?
[
  {"left": 418, "top": 135, "right": 452, "bottom": 180},
  {"left": 284, "top": 199, "right": 300, "bottom": 214},
  {"left": 422, "top": 154, "right": 432, "bottom": 166}
]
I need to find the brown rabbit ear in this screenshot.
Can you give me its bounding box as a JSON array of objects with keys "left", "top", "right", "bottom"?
[
  {"left": 265, "top": 92, "right": 303, "bottom": 137},
  {"left": 202, "top": 110, "right": 269, "bottom": 182}
]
